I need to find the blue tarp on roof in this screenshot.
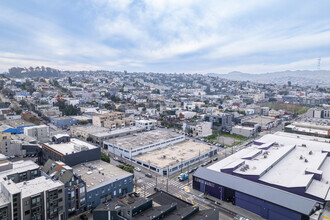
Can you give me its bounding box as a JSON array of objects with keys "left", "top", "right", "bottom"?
[{"left": 3, "top": 125, "right": 35, "bottom": 134}]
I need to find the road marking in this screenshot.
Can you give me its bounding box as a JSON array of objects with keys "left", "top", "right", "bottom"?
[
  {"left": 218, "top": 211, "right": 233, "bottom": 220},
  {"left": 191, "top": 200, "right": 194, "bottom": 205},
  {"left": 199, "top": 203, "right": 209, "bottom": 209},
  {"left": 185, "top": 198, "right": 188, "bottom": 202},
  {"left": 322, "top": 216, "right": 330, "bottom": 220}
]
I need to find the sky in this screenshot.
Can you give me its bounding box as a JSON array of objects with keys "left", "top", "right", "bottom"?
[{"left": 0, "top": 0, "right": 330, "bottom": 74}]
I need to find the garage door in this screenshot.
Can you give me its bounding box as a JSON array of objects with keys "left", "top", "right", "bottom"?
[
  {"left": 268, "top": 210, "right": 295, "bottom": 220},
  {"left": 235, "top": 197, "right": 262, "bottom": 216}
]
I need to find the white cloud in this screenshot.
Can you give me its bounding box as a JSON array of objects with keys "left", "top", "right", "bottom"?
[{"left": 0, "top": 0, "right": 329, "bottom": 73}]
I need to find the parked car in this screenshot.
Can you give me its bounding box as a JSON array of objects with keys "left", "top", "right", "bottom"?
[
  {"left": 145, "top": 173, "right": 152, "bottom": 178},
  {"left": 134, "top": 167, "right": 141, "bottom": 172},
  {"left": 201, "top": 162, "right": 208, "bottom": 167},
  {"left": 114, "top": 157, "right": 119, "bottom": 161},
  {"left": 80, "top": 214, "right": 88, "bottom": 220},
  {"left": 213, "top": 157, "right": 219, "bottom": 161}
]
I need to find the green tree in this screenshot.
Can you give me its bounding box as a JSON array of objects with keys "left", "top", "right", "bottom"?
[{"left": 101, "top": 153, "right": 110, "bottom": 163}]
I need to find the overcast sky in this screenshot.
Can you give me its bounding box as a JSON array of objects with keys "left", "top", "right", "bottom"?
[{"left": 0, "top": 0, "right": 330, "bottom": 74}]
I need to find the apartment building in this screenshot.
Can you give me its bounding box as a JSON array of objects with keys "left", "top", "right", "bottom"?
[
  {"left": 42, "top": 160, "right": 87, "bottom": 219},
  {"left": 183, "top": 122, "right": 212, "bottom": 137},
  {"left": 92, "top": 112, "right": 124, "bottom": 127},
  {"left": 24, "top": 125, "right": 50, "bottom": 140},
  {"left": 0, "top": 158, "right": 65, "bottom": 220}
]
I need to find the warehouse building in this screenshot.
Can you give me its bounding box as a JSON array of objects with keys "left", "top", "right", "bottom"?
[
  {"left": 134, "top": 140, "right": 217, "bottom": 176},
  {"left": 41, "top": 135, "right": 101, "bottom": 166},
  {"left": 193, "top": 132, "right": 329, "bottom": 220},
  {"left": 104, "top": 130, "right": 216, "bottom": 176},
  {"left": 71, "top": 125, "right": 144, "bottom": 145},
  {"left": 103, "top": 129, "right": 184, "bottom": 159},
  {"left": 285, "top": 122, "right": 330, "bottom": 138}
]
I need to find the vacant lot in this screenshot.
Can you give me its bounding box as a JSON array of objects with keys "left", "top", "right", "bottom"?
[
  {"left": 205, "top": 133, "right": 246, "bottom": 147},
  {"left": 261, "top": 103, "right": 309, "bottom": 115}
]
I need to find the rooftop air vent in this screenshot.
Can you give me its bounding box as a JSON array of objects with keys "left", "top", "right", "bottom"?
[
  {"left": 305, "top": 159, "right": 308, "bottom": 163},
  {"left": 309, "top": 151, "right": 313, "bottom": 155}
]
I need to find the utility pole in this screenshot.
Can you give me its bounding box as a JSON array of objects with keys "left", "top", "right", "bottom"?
[
  {"left": 156, "top": 174, "right": 158, "bottom": 188},
  {"left": 166, "top": 178, "right": 168, "bottom": 192},
  {"left": 130, "top": 147, "right": 132, "bottom": 167},
  {"left": 181, "top": 159, "right": 183, "bottom": 173}
]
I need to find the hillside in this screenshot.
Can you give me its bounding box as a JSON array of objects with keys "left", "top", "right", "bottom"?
[{"left": 206, "top": 70, "right": 330, "bottom": 86}]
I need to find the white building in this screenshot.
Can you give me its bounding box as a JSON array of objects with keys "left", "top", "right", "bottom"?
[
  {"left": 135, "top": 119, "right": 156, "bottom": 131},
  {"left": 183, "top": 122, "right": 212, "bottom": 137},
  {"left": 231, "top": 125, "right": 255, "bottom": 138},
  {"left": 104, "top": 130, "right": 184, "bottom": 159},
  {"left": 24, "top": 125, "right": 50, "bottom": 140},
  {"left": 177, "top": 111, "right": 197, "bottom": 119},
  {"left": 260, "top": 107, "right": 270, "bottom": 116}
]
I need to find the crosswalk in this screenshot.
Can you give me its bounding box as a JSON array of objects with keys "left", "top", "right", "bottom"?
[{"left": 135, "top": 179, "right": 189, "bottom": 198}]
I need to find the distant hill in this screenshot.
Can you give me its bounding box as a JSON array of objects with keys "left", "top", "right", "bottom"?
[
  {"left": 7, "top": 66, "right": 62, "bottom": 78},
  {"left": 206, "top": 70, "right": 330, "bottom": 86}
]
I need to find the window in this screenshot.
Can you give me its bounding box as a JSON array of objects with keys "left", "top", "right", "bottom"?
[
  {"left": 24, "top": 200, "right": 30, "bottom": 206},
  {"left": 58, "top": 189, "right": 63, "bottom": 194},
  {"left": 25, "top": 210, "right": 30, "bottom": 215},
  {"left": 79, "top": 187, "right": 85, "bottom": 194},
  {"left": 95, "top": 191, "right": 98, "bottom": 196}
]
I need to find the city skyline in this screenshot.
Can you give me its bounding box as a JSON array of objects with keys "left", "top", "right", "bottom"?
[{"left": 1, "top": 0, "right": 330, "bottom": 74}]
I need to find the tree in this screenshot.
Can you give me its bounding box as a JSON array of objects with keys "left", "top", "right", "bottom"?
[
  {"left": 110, "top": 95, "right": 120, "bottom": 102},
  {"left": 101, "top": 153, "right": 110, "bottom": 163},
  {"left": 86, "top": 137, "right": 93, "bottom": 142},
  {"left": 19, "top": 100, "right": 29, "bottom": 108},
  {"left": 152, "top": 89, "right": 160, "bottom": 94}
]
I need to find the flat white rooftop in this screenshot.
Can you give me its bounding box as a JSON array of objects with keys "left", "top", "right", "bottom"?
[
  {"left": 208, "top": 132, "right": 330, "bottom": 201},
  {"left": 0, "top": 160, "right": 39, "bottom": 182},
  {"left": 72, "top": 160, "right": 132, "bottom": 191},
  {"left": 16, "top": 176, "right": 63, "bottom": 198},
  {"left": 134, "top": 140, "right": 216, "bottom": 168},
  {"left": 105, "top": 129, "right": 183, "bottom": 150},
  {"left": 92, "top": 126, "right": 143, "bottom": 138},
  {"left": 46, "top": 138, "right": 97, "bottom": 155}
]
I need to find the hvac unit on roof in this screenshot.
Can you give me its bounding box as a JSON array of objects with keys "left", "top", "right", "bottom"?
[
  {"left": 309, "top": 150, "right": 313, "bottom": 155},
  {"left": 305, "top": 158, "right": 308, "bottom": 163},
  {"left": 264, "top": 155, "right": 267, "bottom": 158},
  {"left": 300, "top": 155, "right": 303, "bottom": 160}
]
